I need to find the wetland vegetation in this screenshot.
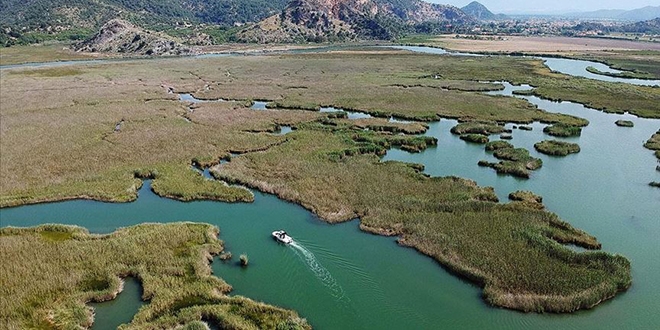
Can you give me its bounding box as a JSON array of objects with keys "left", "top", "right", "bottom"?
[
  {"left": 508, "top": 190, "right": 544, "bottom": 209},
  {"left": 543, "top": 123, "right": 583, "bottom": 137},
  {"left": 479, "top": 142, "right": 545, "bottom": 178},
  {"left": 534, "top": 140, "right": 581, "bottom": 156},
  {"left": 644, "top": 130, "right": 660, "bottom": 159},
  {"left": 460, "top": 133, "right": 490, "bottom": 144},
  {"left": 0, "top": 223, "right": 308, "bottom": 329},
  {"left": 0, "top": 48, "right": 647, "bottom": 323},
  {"left": 615, "top": 120, "right": 635, "bottom": 127},
  {"left": 485, "top": 141, "right": 513, "bottom": 151}
]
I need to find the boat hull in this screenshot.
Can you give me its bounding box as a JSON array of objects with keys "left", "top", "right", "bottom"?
[{"left": 272, "top": 230, "right": 293, "bottom": 244}]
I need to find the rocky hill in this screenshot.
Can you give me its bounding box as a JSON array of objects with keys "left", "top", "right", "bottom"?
[
  {"left": 75, "top": 19, "right": 191, "bottom": 56},
  {"left": 461, "top": 1, "right": 507, "bottom": 21},
  {"left": 236, "top": 0, "right": 473, "bottom": 43}
]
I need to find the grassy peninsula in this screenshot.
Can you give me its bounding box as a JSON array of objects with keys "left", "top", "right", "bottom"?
[{"left": 0, "top": 223, "right": 308, "bottom": 329}]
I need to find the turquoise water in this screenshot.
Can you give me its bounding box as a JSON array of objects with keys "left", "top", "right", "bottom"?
[{"left": 2, "top": 52, "right": 660, "bottom": 329}]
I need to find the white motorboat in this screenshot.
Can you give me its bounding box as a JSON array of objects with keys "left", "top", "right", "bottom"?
[{"left": 272, "top": 230, "right": 293, "bottom": 244}]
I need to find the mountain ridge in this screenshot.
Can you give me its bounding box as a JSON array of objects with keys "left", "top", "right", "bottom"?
[
  {"left": 236, "top": 0, "right": 474, "bottom": 43},
  {"left": 562, "top": 6, "right": 660, "bottom": 21}
]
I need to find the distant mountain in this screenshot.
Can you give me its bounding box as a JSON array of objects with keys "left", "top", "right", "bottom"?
[
  {"left": 461, "top": 1, "right": 507, "bottom": 21},
  {"left": 616, "top": 6, "right": 660, "bottom": 22},
  {"left": 620, "top": 17, "right": 660, "bottom": 34},
  {"left": 562, "top": 9, "right": 626, "bottom": 19},
  {"left": 236, "top": 0, "right": 474, "bottom": 43},
  {"left": 563, "top": 6, "right": 660, "bottom": 22}
]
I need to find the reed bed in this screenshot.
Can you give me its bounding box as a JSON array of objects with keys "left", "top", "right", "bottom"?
[
  {"left": 460, "top": 134, "right": 490, "bottom": 144},
  {"left": 644, "top": 130, "right": 660, "bottom": 160},
  {"left": 543, "top": 123, "right": 583, "bottom": 137},
  {"left": 485, "top": 141, "right": 514, "bottom": 151},
  {"left": 534, "top": 140, "right": 581, "bottom": 156},
  {"left": 0, "top": 223, "right": 308, "bottom": 329},
  {"left": 614, "top": 120, "right": 634, "bottom": 127}
]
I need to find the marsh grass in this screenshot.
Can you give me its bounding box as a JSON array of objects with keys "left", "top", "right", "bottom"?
[
  {"left": 1, "top": 51, "right": 612, "bottom": 207},
  {"left": 577, "top": 50, "right": 660, "bottom": 79},
  {"left": 344, "top": 118, "right": 429, "bottom": 135},
  {"left": 534, "top": 140, "right": 581, "bottom": 156},
  {"left": 11, "top": 67, "right": 85, "bottom": 77},
  {"left": 460, "top": 134, "right": 489, "bottom": 144},
  {"left": 479, "top": 145, "right": 543, "bottom": 178},
  {"left": 615, "top": 120, "right": 634, "bottom": 127},
  {"left": 212, "top": 122, "right": 631, "bottom": 313},
  {"left": 240, "top": 254, "right": 249, "bottom": 267},
  {"left": 543, "top": 123, "right": 583, "bottom": 137},
  {"left": 397, "top": 40, "right": 660, "bottom": 118},
  {"left": 0, "top": 43, "right": 99, "bottom": 66},
  {"left": 508, "top": 190, "right": 544, "bottom": 209},
  {"left": 585, "top": 66, "right": 654, "bottom": 80},
  {"left": 644, "top": 130, "right": 660, "bottom": 160},
  {"left": 451, "top": 122, "right": 505, "bottom": 135},
  {"left": 485, "top": 141, "right": 513, "bottom": 151},
  {"left": 0, "top": 223, "right": 309, "bottom": 329},
  {"left": 493, "top": 148, "right": 543, "bottom": 168}
]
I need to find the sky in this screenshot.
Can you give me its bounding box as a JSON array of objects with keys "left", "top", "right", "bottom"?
[{"left": 435, "top": 0, "right": 658, "bottom": 14}]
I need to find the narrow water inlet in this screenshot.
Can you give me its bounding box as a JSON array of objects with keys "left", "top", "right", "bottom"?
[{"left": 89, "top": 277, "right": 143, "bottom": 330}]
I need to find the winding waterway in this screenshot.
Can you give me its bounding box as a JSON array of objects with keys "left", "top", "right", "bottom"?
[
  {"left": 1, "top": 48, "right": 659, "bottom": 329},
  {"left": 390, "top": 45, "right": 660, "bottom": 87}
]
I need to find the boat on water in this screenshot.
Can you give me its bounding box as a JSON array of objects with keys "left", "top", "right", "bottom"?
[{"left": 272, "top": 230, "right": 293, "bottom": 244}]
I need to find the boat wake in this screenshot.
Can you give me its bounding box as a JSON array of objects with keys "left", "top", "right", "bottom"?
[{"left": 289, "top": 241, "right": 348, "bottom": 302}]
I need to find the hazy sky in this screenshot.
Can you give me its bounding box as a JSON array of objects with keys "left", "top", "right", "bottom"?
[{"left": 435, "top": 0, "right": 658, "bottom": 14}]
